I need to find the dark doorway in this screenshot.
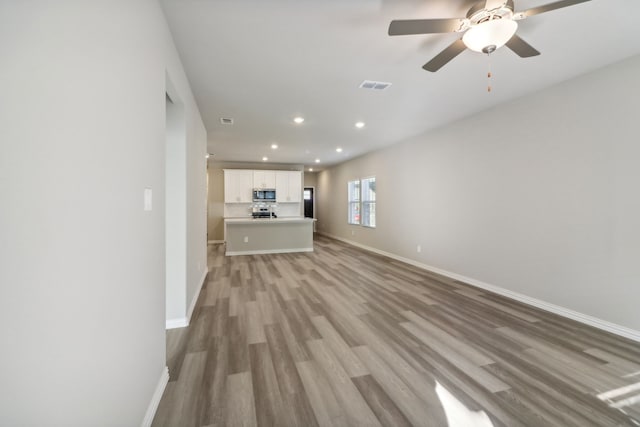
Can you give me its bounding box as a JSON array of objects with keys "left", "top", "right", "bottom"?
[{"left": 304, "top": 187, "right": 314, "bottom": 218}]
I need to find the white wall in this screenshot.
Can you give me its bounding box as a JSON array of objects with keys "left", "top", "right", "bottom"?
[
  {"left": 0, "top": 1, "right": 206, "bottom": 425},
  {"left": 185, "top": 96, "right": 208, "bottom": 323},
  {"left": 317, "top": 55, "right": 640, "bottom": 333},
  {"left": 165, "top": 93, "right": 187, "bottom": 323},
  {"left": 165, "top": 43, "right": 208, "bottom": 328}
]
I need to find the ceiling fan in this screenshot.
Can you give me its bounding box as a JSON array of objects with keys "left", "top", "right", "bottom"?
[{"left": 388, "top": 0, "right": 592, "bottom": 72}]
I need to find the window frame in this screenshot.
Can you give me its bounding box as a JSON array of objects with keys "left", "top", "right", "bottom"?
[
  {"left": 360, "top": 176, "right": 376, "bottom": 229},
  {"left": 347, "top": 179, "right": 360, "bottom": 225},
  {"left": 347, "top": 176, "right": 376, "bottom": 228}
]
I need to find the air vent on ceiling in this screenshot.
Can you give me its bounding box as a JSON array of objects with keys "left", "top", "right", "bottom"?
[
  {"left": 359, "top": 80, "right": 392, "bottom": 90},
  {"left": 220, "top": 117, "right": 234, "bottom": 125}
]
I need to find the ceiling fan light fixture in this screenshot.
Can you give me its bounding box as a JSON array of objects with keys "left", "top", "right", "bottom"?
[{"left": 462, "top": 19, "right": 518, "bottom": 53}]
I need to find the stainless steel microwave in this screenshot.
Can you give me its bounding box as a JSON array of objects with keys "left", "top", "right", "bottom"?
[{"left": 253, "top": 188, "right": 276, "bottom": 202}]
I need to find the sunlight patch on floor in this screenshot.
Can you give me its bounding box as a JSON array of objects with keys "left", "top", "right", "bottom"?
[
  {"left": 435, "top": 381, "right": 494, "bottom": 427},
  {"left": 597, "top": 382, "right": 640, "bottom": 425}
]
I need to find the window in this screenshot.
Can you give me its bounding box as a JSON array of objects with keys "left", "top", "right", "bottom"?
[
  {"left": 361, "top": 177, "right": 376, "bottom": 228},
  {"left": 348, "top": 180, "right": 360, "bottom": 224},
  {"left": 347, "top": 177, "right": 376, "bottom": 228}
]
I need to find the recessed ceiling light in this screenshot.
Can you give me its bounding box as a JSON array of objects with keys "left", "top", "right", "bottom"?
[
  {"left": 315, "top": 158, "right": 320, "bottom": 163},
  {"left": 271, "top": 144, "right": 278, "bottom": 149},
  {"left": 293, "top": 117, "right": 304, "bottom": 124},
  {"left": 355, "top": 121, "right": 365, "bottom": 129},
  {"left": 309, "top": 168, "right": 313, "bottom": 172},
  {"left": 336, "top": 147, "right": 343, "bottom": 153},
  {"left": 262, "top": 156, "right": 268, "bottom": 161}
]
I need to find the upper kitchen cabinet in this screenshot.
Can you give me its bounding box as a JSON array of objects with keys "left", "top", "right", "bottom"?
[
  {"left": 253, "top": 170, "right": 276, "bottom": 189},
  {"left": 276, "top": 171, "right": 302, "bottom": 203},
  {"left": 224, "top": 169, "right": 253, "bottom": 203}
]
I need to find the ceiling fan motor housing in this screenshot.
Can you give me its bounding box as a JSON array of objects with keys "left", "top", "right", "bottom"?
[
  {"left": 460, "top": 1, "right": 516, "bottom": 33},
  {"left": 460, "top": 1, "right": 518, "bottom": 53}
]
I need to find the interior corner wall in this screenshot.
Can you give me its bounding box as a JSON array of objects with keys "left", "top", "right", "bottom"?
[
  {"left": 164, "top": 9, "right": 208, "bottom": 327},
  {"left": 207, "top": 164, "right": 225, "bottom": 241},
  {"left": 0, "top": 1, "right": 206, "bottom": 425},
  {"left": 304, "top": 171, "right": 318, "bottom": 188},
  {"left": 165, "top": 91, "right": 187, "bottom": 322},
  {"left": 317, "top": 54, "right": 640, "bottom": 333},
  {"left": 185, "top": 107, "right": 207, "bottom": 313}
]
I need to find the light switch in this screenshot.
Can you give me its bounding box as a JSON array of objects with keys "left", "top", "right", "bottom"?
[{"left": 144, "top": 188, "right": 153, "bottom": 211}]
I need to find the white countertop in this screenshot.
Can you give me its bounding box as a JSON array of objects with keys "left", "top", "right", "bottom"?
[{"left": 225, "top": 217, "right": 316, "bottom": 225}]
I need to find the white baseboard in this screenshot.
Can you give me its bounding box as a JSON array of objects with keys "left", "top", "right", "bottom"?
[
  {"left": 141, "top": 366, "right": 169, "bottom": 427},
  {"left": 318, "top": 232, "right": 640, "bottom": 343},
  {"left": 187, "top": 269, "right": 208, "bottom": 322},
  {"left": 165, "top": 269, "right": 208, "bottom": 330},
  {"left": 165, "top": 317, "right": 188, "bottom": 329},
  {"left": 226, "top": 247, "right": 313, "bottom": 256},
  {"left": 208, "top": 240, "right": 224, "bottom": 244}
]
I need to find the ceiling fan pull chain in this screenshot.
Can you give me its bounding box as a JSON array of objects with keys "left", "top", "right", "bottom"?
[{"left": 487, "top": 53, "right": 492, "bottom": 93}]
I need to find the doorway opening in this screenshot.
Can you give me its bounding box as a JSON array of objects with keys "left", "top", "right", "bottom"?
[{"left": 304, "top": 187, "right": 315, "bottom": 219}]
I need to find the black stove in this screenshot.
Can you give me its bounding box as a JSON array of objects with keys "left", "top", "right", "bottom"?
[{"left": 252, "top": 212, "right": 277, "bottom": 218}]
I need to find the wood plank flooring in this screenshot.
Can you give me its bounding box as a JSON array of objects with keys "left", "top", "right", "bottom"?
[{"left": 153, "top": 235, "right": 640, "bottom": 427}]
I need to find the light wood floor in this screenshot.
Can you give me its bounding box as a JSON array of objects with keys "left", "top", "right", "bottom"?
[{"left": 153, "top": 235, "right": 640, "bottom": 427}]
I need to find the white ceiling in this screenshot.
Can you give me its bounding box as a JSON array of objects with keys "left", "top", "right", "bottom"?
[{"left": 161, "top": 0, "right": 640, "bottom": 169}]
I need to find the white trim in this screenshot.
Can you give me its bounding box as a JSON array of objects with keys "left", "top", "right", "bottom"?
[
  {"left": 318, "top": 232, "right": 640, "bottom": 343},
  {"left": 141, "top": 366, "right": 169, "bottom": 427},
  {"left": 186, "top": 269, "right": 208, "bottom": 323},
  {"left": 165, "top": 317, "right": 188, "bottom": 329},
  {"left": 226, "top": 247, "right": 313, "bottom": 256},
  {"left": 208, "top": 240, "right": 224, "bottom": 244},
  {"left": 165, "top": 269, "right": 208, "bottom": 330}
]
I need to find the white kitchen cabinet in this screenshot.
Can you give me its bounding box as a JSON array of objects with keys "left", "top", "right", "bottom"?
[
  {"left": 224, "top": 169, "right": 253, "bottom": 203},
  {"left": 253, "top": 170, "right": 276, "bottom": 189},
  {"left": 287, "top": 171, "right": 301, "bottom": 202},
  {"left": 276, "top": 171, "right": 302, "bottom": 203}
]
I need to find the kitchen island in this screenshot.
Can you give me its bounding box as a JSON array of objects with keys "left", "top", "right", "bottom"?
[{"left": 224, "top": 217, "right": 315, "bottom": 256}]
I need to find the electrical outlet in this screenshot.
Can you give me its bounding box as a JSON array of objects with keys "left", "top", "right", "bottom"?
[
  {"left": 244, "top": 236, "right": 249, "bottom": 243},
  {"left": 351, "top": 230, "right": 355, "bottom": 236},
  {"left": 417, "top": 245, "right": 421, "bottom": 253}
]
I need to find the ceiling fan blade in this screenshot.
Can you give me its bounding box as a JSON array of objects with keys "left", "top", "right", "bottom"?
[
  {"left": 505, "top": 35, "right": 540, "bottom": 57},
  {"left": 423, "top": 39, "right": 467, "bottom": 72},
  {"left": 388, "top": 18, "right": 464, "bottom": 36},
  {"left": 521, "top": 0, "right": 591, "bottom": 17},
  {"left": 484, "top": 0, "right": 507, "bottom": 10}
]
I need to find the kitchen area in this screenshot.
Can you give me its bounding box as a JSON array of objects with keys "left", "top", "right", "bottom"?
[{"left": 217, "top": 168, "right": 316, "bottom": 255}]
